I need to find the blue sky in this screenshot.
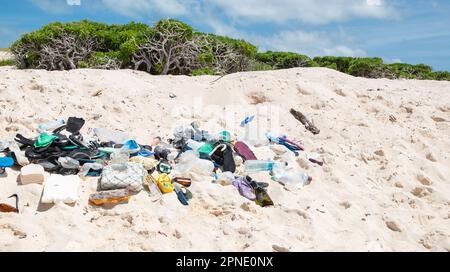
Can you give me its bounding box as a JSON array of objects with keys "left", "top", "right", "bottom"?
[{"left": 1, "top": 0, "right": 449, "bottom": 70}]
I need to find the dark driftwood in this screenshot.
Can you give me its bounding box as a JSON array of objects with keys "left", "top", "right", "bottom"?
[{"left": 290, "top": 109, "right": 320, "bottom": 135}]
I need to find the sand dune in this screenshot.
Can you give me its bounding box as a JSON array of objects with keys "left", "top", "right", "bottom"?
[
  {"left": 0, "top": 51, "right": 13, "bottom": 62},
  {"left": 0, "top": 66, "right": 449, "bottom": 252}
]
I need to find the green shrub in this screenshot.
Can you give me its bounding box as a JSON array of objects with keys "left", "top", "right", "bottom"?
[
  {"left": 11, "top": 20, "right": 153, "bottom": 69},
  {"left": 250, "top": 61, "right": 274, "bottom": 71},
  {"left": 388, "top": 63, "right": 434, "bottom": 80},
  {"left": 256, "top": 51, "right": 314, "bottom": 69},
  {"left": 432, "top": 71, "right": 450, "bottom": 81},
  {"left": 191, "top": 68, "right": 215, "bottom": 76},
  {"left": 0, "top": 59, "right": 14, "bottom": 66},
  {"left": 313, "top": 56, "right": 354, "bottom": 73}
]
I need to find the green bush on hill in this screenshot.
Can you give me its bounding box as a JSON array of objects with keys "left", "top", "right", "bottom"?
[
  {"left": 9, "top": 19, "right": 449, "bottom": 81},
  {"left": 387, "top": 63, "right": 434, "bottom": 80},
  {"left": 256, "top": 51, "right": 315, "bottom": 69},
  {"left": 0, "top": 59, "right": 14, "bottom": 66}
]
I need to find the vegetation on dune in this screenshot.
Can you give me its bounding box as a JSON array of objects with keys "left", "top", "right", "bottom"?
[
  {"left": 313, "top": 56, "right": 449, "bottom": 81},
  {"left": 10, "top": 19, "right": 449, "bottom": 81},
  {"left": 0, "top": 59, "right": 14, "bottom": 66},
  {"left": 256, "top": 51, "right": 316, "bottom": 69}
]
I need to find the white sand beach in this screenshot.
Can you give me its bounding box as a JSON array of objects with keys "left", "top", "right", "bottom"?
[{"left": 0, "top": 66, "right": 449, "bottom": 252}]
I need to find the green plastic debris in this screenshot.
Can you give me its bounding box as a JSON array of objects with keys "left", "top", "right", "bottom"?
[{"left": 34, "top": 134, "right": 58, "bottom": 148}]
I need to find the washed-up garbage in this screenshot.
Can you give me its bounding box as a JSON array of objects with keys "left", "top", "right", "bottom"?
[
  {"left": 122, "top": 140, "right": 141, "bottom": 154},
  {"left": 240, "top": 115, "right": 255, "bottom": 127},
  {"left": 0, "top": 157, "right": 14, "bottom": 176},
  {"left": 210, "top": 143, "right": 236, "bottom": 173},
  {"left": 173, "top": 150, "right": 214, "bottom": 177},
  {"left": 155, "top": 173, "right": 174, "bottom": 194},
  {"left": 271, "top": 171, "right": 312, "bottom": 189},
  {"left": 37, "top": 119, "right": 65, "bottom": 133},
  {"left": 266, "top": 132, "right": 305, "bottom": 155},
  {"left": 244, "top": 160, "right": 287, "bottom": 173},
  {"left": 306, "top": 152, "right": 324, "bottom": 166},
  {"left": 213, "top": 171, "right": 235, "bottom": 186},
  {"left": 246, "top": 176, "right": 274, "bottom": 207},
  {"left": 9, "top": 142, "right": 30, "bottom": 166},
  {"left": 232, "top": 176, "right": 256, "bottom": 201},
  {"left": 58, "top": 157, "right": 80, "bottom": 169},
  {"left": 173, "top": 183, "right": 189, "bottom": 206},
  {"left": 0, "top": 194, "right": 19, "bottom": 213},
  {"left": 233, "top": 141, "right": 257, "bottom": 161},
  {"left": 93, "top": 128, "right": 131, "bottom": 144},
  {"left": 20, "top": 164, "right": 45, "bottom": 184},
  {"left": 110, "top": 149, "right": 129, "bottom": 165},
  {"left": 154, "top": 146, "right": 171, "bottom": 161},
  {"left": 232, "top": 175, "right": 273, "bottom": 207},
  {"left": 129, "top": 156, "right": 158, "bottom": 171},
  {"left": 173, "top": 177, "right": 192, "bottom": 187},
  {"left": 79, "top": 163, "right": 103, "bottom": 177},
  {"left": 187, "top": 139, "right": 205, "bottom": 152},
  {"left": 41, "top": 174, "right": 80, "bottom": 204},
  {"left": 143, "top": 174, "right": 164, "bottom": 201},
  {"left": 156, "top": 159, "right": 172, "bottom": 174},
  {"left": 89, "top": 189, "right": 131, "bottom": 206},
  {"left": 0, "top": 113, "right": 320, "bottom": 211},
  {"left": 100, "top": 162, "right": 146, "bottom": 192}
]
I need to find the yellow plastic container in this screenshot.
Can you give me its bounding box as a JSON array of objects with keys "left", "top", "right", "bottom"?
[{"left": 156, "top": 173, "right": 174, "bottom": 194}]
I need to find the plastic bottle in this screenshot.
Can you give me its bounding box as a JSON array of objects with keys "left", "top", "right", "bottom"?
[
  {"left": 271, "top": 171, "right": 312, "bottom": 188},
  {"left": 213, "top": 171, "right": 235, "bottom": 186},
  {"left": 89, "top": 189, "right": 131, "bottom": 206},
  {"left": 174, "top": 150, "right": 214, "bottom": 176},
  {"left": 191, "top": 158, "right": 214, "bottom": 176},
  {"left": 93, "top": 128, "right": 130, "bottom": 144},
  {"left": 186, "top": 139, "right": 205, "bottom": 152},
  {"left": 240, "top": 115, "right": 255, "bottom": 127},
  {"left": 58, "top": 157, "right": 80, "bottom": 169},
  {"left": 244, "top": 160, "right": 288, "bottom": 173},
  {"left": 110, "top": 149, "right": 129, "bottom": 165},
  {"left": 37, "top": 119, "right": 65, "bottom": 133},
  {"left": 8, "top": 142, "right": 30, "bottom": 166},
  {"left": 79, "top": 163, "right": 103, "bottom": 177}
]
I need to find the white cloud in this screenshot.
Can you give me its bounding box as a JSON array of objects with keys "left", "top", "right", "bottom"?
[
  {"left": 250, "top": 30, "right": 367, "bottom": 57},
  {"left": 29, "top": 0, "right": 71, "bottom": 14},
  {"left": 383, "top": 58, "right": 403, "bottom": 64},
  {"left": 212, "top": 0, "right": 396, "bottom": 24},
  {"left": 101, "top": 0, "right": 188, "bottom": 18}
]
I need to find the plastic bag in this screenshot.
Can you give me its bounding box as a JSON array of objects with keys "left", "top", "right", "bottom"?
[{"left": 93, "top": 128, "right": 130, "bottom": 144}]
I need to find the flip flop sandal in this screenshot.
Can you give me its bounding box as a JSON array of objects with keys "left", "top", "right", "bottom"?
[
  {"left": 174, "top": 185, "right": 189, "bottom": 206},
  {"left": 14, "top": 134, "right": 35, "bottom": 147},
  {"left": 0, "top": 157, "right": 14, "bottom": 175},
  {"left": 36, "top": 159, "right": 59, "bottom": 172},
  {"left": 182, "top": 188, "right": 193, "bottom": 200},
  {"left": 58, "top": 167, "right": 79, "bottom": 176},
  {"left": 257, "top": 182, "right": 269, "bottom": 188}
]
